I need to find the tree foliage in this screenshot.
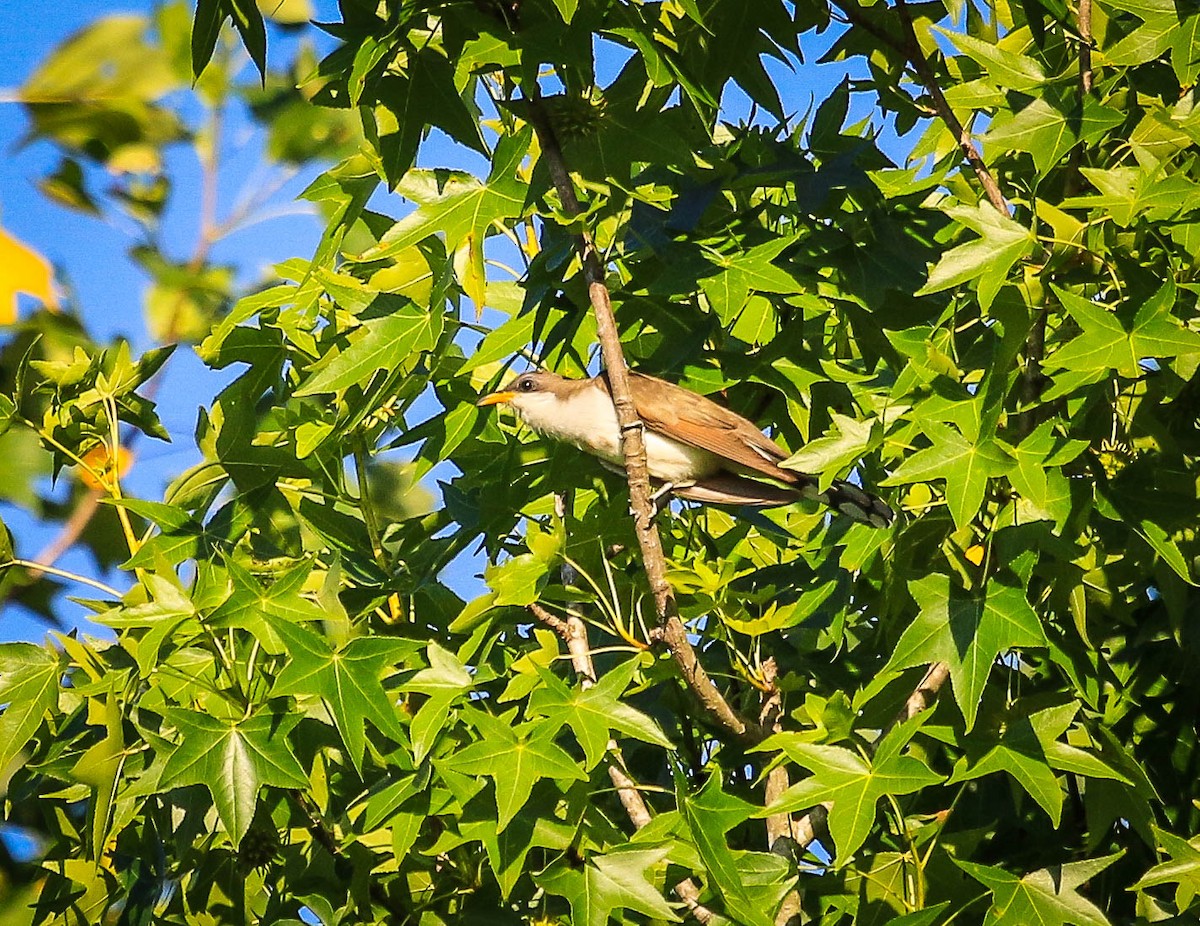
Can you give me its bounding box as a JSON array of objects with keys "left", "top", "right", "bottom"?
[{"left": 3, "top": 0, "right": 1200, "bottom": 924}]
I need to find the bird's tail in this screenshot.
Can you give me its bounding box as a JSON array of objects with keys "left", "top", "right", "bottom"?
[
  {"left": 671, "top": 474, "right": 894, "bottom": 528},
  {"left": 810, "top": 479, "right": 894, "bottom": 529}
]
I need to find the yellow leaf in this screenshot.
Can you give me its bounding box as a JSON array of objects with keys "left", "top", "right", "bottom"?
[{"left": 0, "top": 227, "right": 59, "bottom": 322}]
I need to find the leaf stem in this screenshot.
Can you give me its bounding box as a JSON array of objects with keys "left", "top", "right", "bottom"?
[{"left": 1, "top": 559, "right": 123, "bottom": 598}]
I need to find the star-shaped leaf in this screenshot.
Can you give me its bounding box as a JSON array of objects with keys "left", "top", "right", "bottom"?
[
  {"left": 679, "top": 771, "right": 779, "bottom": 926},
  {"left": 527, "top": 661, "right": 672, "bottom": 769},
  {"left": 207, "top": 560, "right": 326, "bottom": 647},
  {"left": 916, "top": 203, "right": 1035, "bottom": 310},
  {"left": 1134, "top": 825, "right": 1200, "bottom": 911},
  {"left": 882, "top": 575, "right": 1048, "bottom": 730},
  {"left": 270, "top": 619, "right": 413, "bottom": 771},
  {"left": 445, "top": 709, "right": 586, "bottom": 831},
  {"left": 999, "top": 421, "right": 1087, "bottom": 530},
  {"left": 159, "top": 707, "right": 308, "bottom": 845},
  {"left": 296, "top": 305, "right": 443, "bottom": 396},
  {"left": 780, "top": 412, "right": 878, "bottom": 491},
  {"left": 700, "top": 238, "right": 801, "bottom": 323},
  {"left": 949, "top": 702, "right": 1126, "bottom": 826},
  {"left": 986, "top": 96, "right": 1123, "bottom": 178},
  {"left": 757, "top": 714, "right": 944, "bottom": 862},
  {"left": 884, "top": 420, "right": 1011, "bottom": 529},
  {"left": 1050, "top": 281, "right": 1200, "bottom": 378},
  {"left": 536, "top": 843, "right": 681, "bottom": 926},
  {"left": 402, "top": 643, "right": 475, "bottom": 763},
  {"left": 355, "top": 129, "right": 529, "bottom": 308},
  {"left": 956, "top": 853, "right": 1122, "bottom": 926}
]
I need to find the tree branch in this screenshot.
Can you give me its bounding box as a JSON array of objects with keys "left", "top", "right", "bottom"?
[
  {"left": 760, "top": 659, "right": 802, "bottom": 926},
  {"left": 1078, "top": 0, "right": 1094, "bottom": 95},
  {"left": 527, "top": 600, "right": 719, "bottom": 923},
  {"left": 829, "top": 0, "right": 1007, "bottom": 214},
  {"left": 523, "top": 91, "right": 756, "bottom": 744},
  {"left": 892, "top": 0, "right": 1007, "bottom": 214}
]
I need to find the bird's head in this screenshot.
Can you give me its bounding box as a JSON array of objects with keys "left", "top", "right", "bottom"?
[{"left": 476, "top": 370, "right": 571, "bottom": 426}]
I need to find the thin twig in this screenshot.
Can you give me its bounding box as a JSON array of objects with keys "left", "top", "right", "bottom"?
[
  {"left": 1078, "top": 0, "right": 1093, "bottom": 94},
  {"left": 1, "top": 559, "right": 123, "bottom": 599},
  {"left": 527, "top": 599, "right": 718, "bottom": 922},
  {"left": 829, "top": 0, "right": 1007, "bottom": 214}
]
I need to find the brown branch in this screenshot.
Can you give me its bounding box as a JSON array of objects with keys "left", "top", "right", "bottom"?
[
  {"left": 1078, "top": 0, "right": 1093, "bottom": 95},
  {"left": 523, "top": 92, "right": 755, "bottom": 744},
  {"left": 897, "top": 661, "right": 950, "bottom": 723},
  {"left": 760, "top": 659, "right": 802, "bottom": 926},
  {"left": 527, "top": 600, "right": 719, "bottom": 922},
  {"left": 894, "top": 0, "right": 1008, "bottom": 214},
  {"left": 829, "top": 0, "right": 1007, "bottom": 214}
]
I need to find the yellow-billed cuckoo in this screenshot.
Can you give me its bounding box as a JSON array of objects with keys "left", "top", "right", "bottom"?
[{"left": 477, "top": 370, "right": 894, "bottom": 528}]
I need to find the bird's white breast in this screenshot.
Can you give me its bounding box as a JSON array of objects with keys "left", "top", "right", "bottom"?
[{"left": 513, "top": 385, "right": 717, "bottom": 482}]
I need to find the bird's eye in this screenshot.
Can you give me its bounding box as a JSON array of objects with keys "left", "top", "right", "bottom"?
[{"left": 518, "top": 378, "right": 535, "bottom": 392}]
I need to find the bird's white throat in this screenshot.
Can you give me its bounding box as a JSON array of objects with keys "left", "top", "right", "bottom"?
[{"left": 510, "top": 383, "right": 717, "bottom": 482}]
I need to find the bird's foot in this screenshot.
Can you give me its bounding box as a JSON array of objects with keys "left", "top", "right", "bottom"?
[{"left": 629, "top": 482, "right": 693, "bottom": 520}]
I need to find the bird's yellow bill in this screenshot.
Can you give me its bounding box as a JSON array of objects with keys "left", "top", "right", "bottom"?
[{"left": 476, "top": 390, "right": 517, "bottom": 407}]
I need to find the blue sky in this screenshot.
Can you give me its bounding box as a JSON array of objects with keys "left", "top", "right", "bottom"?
[{"left": 0, "top": 3, "right": 875, "bottom": 642}]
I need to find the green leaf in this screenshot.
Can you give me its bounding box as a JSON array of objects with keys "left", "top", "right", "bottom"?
[
  {"left": 1049, "top": 281, "right": 1200, "bottom": 378},
  {"left": 227, "top": 0, "right": 267, "bottom": 80},
  {"left": 0, "top": 643, "right": 60, "bottom": 775},
  {"left": 536, "top": 843, "right": 681, "bottom": 926},
  {"left": 270, "top": 619, "right": 413, "bottom": 771},
  {"left": 484, "top": 553, "right": 552, "bottom": 607},
  {"left": 881, "top": 575, "right": 1048, "bottom": 730},
  {"left": 883, "top": 420, "right": 1011, "bottom": 529},
  {"left": 297, "top": 305, "right": 443, "bottom": 396},
  {"left": 701, "top": 238, "right": 800, "bottom": 323},
  {"left": 403, "top": 643, "right": 474, "bottom": 763},
  {"left": 357, "top": 165, "right": 528, "bottom": 265},
  {"left": 207, "top": 560, "right": 326, "bottom": 644},
  {"left": 447, "top": 710, "right": 586, "bottom": 831},
  {"left": 1000, "top": 421, "right": 1086, "bottom": 530},
  {"left": 190, "top": 0, "right": 223, "bottom": 78},
  {"left": 947, "top": 702, "right": 1093, "bottom": 826},
  {"left": 757, "top": 714, "right": 943, "bottom": 862},
  {"left": 527, "top": 662, "right": 672, "bottom": 769},
  {"left": 159, "top": 708, "right": 308, "bottom": 845},
  {"left": 937, "top": 27, "right": 1048, "bottom": 91},
  {"left": 956, "top": 852, "right": 1122, "bottom": 926},
  {"left": 0, "top": 395, "right": 17, "bottom": 439},
  {"left": 780, "top": 412, "right": 877, "bottom": 490},
  {"left": 1133, "top": 826, "right": 1200, "bottom": 911},
  {"left": 916, "top": 204, "right": 1035, "bottom": 310},
  {"left": 679, "top": 772, "right": 777, "bottom": 926}
]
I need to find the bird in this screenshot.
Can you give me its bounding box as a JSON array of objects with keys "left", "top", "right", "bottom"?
[{"left": 476, "top": 369, "right": 894, "bottom": 528}]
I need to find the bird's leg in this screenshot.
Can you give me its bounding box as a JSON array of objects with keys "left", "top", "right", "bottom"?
[{"left": 630, "top": 481, "right": 696, "bottom": 520}]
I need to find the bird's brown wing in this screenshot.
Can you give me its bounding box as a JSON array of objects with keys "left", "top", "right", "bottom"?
[{"left": 605, "top": 371, "right": 797, "bottom": 484}]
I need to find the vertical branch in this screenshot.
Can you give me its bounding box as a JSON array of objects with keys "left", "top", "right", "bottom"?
[
  {"left": 1078, "top": 0, "right": 1094, "bottom": 95},
  {"left": 892, "top": 0, "right": 1008, "bottom": 215},
  {"left": 526, "top": 600, "right": 717, "bottom": 923},
  {"left": 760, "top": 659, "right": 802, "bottom": 926},
  {"left": 523, "top": 92, "right": 754, "bottom": 743}
]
